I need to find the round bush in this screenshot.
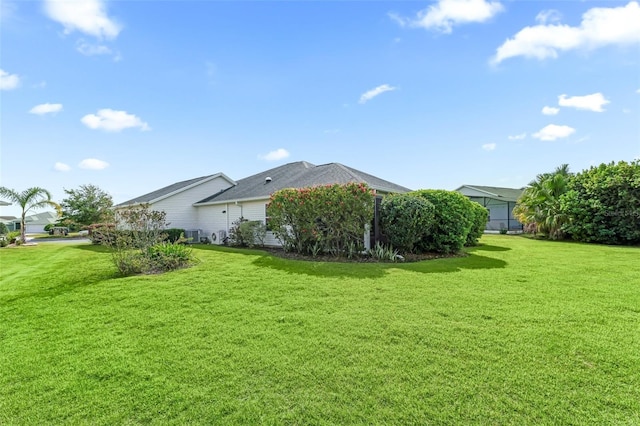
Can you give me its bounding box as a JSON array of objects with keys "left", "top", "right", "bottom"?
[
  {"left": 380, "top": 193, "right": 434, "bottom": 253},
  {"left": 466, "top": 201, "right": 488, "bottom": 246},
  {"left": 412, "top": 189, "right": 474, "bottom": 254}
]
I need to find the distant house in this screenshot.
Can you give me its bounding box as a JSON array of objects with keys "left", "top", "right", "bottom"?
[
  {"left": 117, "top": 161, "right": 411, "bottom": 246},
  {"left": 456, "top": 185, "right": 524, "bottom": 231},
  {"left": 0, "top": 216, "right": 18, "bottom": 232},
  {"left": 7, "top": 211, "right": 59, "bottom": 234},
  {"left": 0, "top": 200, "right": 10, "bottom": 206}
]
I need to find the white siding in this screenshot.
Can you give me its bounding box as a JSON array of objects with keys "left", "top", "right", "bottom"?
[
  {"left": 195, "top": 199, "right": 281, "bottom": 246},
  {"left": 147, "top": 177, "right": 232, "bottom": 231}
]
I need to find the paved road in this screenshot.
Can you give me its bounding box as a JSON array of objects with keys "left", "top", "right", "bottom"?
[{"left": 27, "top": 237, "right": 91, "bottom": 244}]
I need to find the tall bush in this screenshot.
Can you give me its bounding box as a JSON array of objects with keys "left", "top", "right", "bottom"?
[
  {"left": 379, "top": 193, "right": 435, "bottom": 253},
  {"left": 561, "top": 160, "right": 640, "bottom": 245},
  {"left": 466, "top": 202, "right": 488, "bottom": 246},
  {"left": 412, "top": 190, "right": 473, "bottom": 254},
  {"left": 267, "top": 183, "right": 374, "bottom": 256}
]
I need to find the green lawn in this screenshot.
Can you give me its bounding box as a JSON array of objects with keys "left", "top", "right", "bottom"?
[{"left": 1, "top": 235, "right": 638, "bottom": 424}]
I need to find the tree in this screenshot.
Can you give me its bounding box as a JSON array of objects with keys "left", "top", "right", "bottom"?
[
  {"left": 0, "top": 187, "right": 61, "bottom": 243},
  {"left": 560, "top": 160, "right": 640, "bottom": 245},
  {"left": 60, "top": 184, "right": 113, "bottom": 228},
  {"left": 514, "top": 164, "right": 572, "bottom": 240}
]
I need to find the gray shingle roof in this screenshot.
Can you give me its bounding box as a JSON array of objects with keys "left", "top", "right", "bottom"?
[
  {"left": 195, "top": 161, "right": 411, "bottom": 205},
  {"left": 459, "top": 185, "right": 524, "bottom": 202},
  {"left": 116, "top": 175, "right": 220, "bottom": 206}
]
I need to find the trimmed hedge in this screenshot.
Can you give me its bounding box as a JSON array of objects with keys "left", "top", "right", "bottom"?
[
  {"left": 412, "top": 189, "right": 474, "bottom": 254},
  {"left": 466, "top": 202, "right": 488, "bottom": 246},
  {"left": 380, "top": 193, "right": 435, "bottom": 253}
]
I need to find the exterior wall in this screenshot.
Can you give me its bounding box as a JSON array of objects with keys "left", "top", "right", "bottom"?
[
  {"left": 141, "top": 177, "right": 232, "bottom": 232},
  {"left": 25, "top": 224, "right": 47, "bottom": 234},
  {"left": 196, "top": 199, "right": 280, "bottom": 246},
  {"left": 468, "top": 197, "right": 522, "bottom": 231}
]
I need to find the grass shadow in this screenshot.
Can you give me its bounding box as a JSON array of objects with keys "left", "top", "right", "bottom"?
[
  {"left": 467, "top": 243, "right": 511, "bottom": 252},
  {"left": 251, "top": 251, "right": 507, "bottom": 279}
]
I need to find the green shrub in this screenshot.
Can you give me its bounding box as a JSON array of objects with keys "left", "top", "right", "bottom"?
[
  {"left": 228, "top": 218, "right": 266, "bottom": 248},
  {"left": 466, "top": 202, "right": 488, "bottom": 246},
  {"left": 6, "top": 231, "right": 21, "bottom": 244},
  {"left": 561, "top": 160, "right": 640, "bottom": 245},
  {"left": 165, "top": 228, "right": 186, "bottom": 243},
  {"left": 412, "top": 190, "right": 473, "bottom": 254},
  {"left": 380, "top": 193, "right": 435, "bottom": 253},
  {"left": 267, "top": 183, "right": 374, "bottom": 256},
  {"left": 145, "top": 242, "right": 195, "bottom": 273},
  {"left": 0, "top": 237, "right": 7, "bottom": 248},
  {"left": 369, "top": 242, "right": 399, "bottom": 262},
  {"left": 0, "top": 222, "right": 8, "bottom": 235}
]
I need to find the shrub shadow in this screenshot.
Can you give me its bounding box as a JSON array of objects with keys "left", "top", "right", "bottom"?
[
  {"left": 251, "top": 251, "right": 507, "bottom": 279},
  {"left": 466, "top": 243, "right": 511, "bottom": 252}
]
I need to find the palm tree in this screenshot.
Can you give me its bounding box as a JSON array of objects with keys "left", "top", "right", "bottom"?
[
  {"left": 514, "top": 164, "right": 571, "bottom": 239},
  {"left": 0, "top": 187, "right": 61, "bottom": 244}
]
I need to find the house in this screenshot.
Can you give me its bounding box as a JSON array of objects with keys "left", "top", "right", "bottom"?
[
  {"left": 7, "top": 211, "right": 59, "bottom": 234},
  {"left": 117, "top": 161, "right": 411, "bottom": 246},
  {"left": 455, "top": 185, "right": 524, "bottom": 231},
  {"left": 0, "top": 216, "right": 17, "bottom": 232},
  {"left": 0, "top": 200, "right": 10, "bottom": 206}
]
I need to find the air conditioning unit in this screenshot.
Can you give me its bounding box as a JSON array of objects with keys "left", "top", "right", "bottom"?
[{"left": 184, "top": 229, "right": 202, "bottom": 243}]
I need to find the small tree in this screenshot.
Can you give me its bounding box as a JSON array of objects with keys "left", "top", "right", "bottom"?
[
  {"left": 0, "top": 187, "right": 60, "bottom": 243},
  {"left": 60, "top": 184, "right": 114, "bottom": 228}
]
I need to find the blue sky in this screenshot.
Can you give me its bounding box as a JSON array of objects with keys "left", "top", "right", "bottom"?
[{"left": 1, "top": 0, "right": 639, "bottom": 217}]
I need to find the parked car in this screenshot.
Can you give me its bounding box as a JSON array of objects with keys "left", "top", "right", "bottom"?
[{"left": 49, "top": 227, "right": 69, "bottom": 236}]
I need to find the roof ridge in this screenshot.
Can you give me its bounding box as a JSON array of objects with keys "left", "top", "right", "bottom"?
[{"left": 333, "top": 163, "right": 366, "bottom": 182}]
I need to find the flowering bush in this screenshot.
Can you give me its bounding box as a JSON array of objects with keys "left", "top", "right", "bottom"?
[{"left": 267, "top": 183, "right": 374, "bottom": 256}]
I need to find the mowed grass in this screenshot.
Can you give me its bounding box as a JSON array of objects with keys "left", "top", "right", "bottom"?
[{"left": 0, "top": 236, "right": 638, "bottom": 424}]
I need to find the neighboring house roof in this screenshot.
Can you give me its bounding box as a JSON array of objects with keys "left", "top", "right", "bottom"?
[
  {"left": 456, "top": 185, "right": 524, "bottom": 202},
  {"left": 9, "top": 210, "right": 59, "bottom": 225},
  {"left": 0, "top": 200, "right": 10, "bottom": 206},
  {"left": 0, "top": 216, "right": 17, "bottom": 221},
  {"left": 195, "top": 161, "right": 412, "bottom": 205},
  {"left": 116, "top": 173, "right": 236, "bottom": 207}
]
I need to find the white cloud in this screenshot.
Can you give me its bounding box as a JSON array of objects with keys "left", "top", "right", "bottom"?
[
  {"left": 54, "top": 162, "right": 71, "bottom": 172},
  {"left": 542, "top": 106, "right": 560, "bottom": 115},
  {"left": 482, "top": 143, "right": 497, "bottom": 151},
  {"left": 33, "top": 81, "right": 47, "bottom": 89},
  {"left": 508, "top": 133, "right": 526, "bottom": 140},
  {"left": 391, "top": 0, "right": 504, "bottom": 33},
  {"left": 0, "top": 69, "right": 20, "bottom": 90},
  {"left": 81, "top": 109, "right": 150, "bottom": 132},
  {"left": 44, "top": 0, "right": 121, "bottom": 39},
  {"left": 558, "top": 93, "right": 610, "bottom": 112},
  {"left": 29, "top": 103, "right": 63, "bottom": 115},
  {"left": 359, "top": 84, "right": 396, "bottom": 104},
  {"left": 637, "top": 88, "right": 640, "bottom": 94},
  {"left": 259, "top": 148, "right": 290, "bottom": 162},
  {"left": 492, "top": 1, "right": 640, "bottom": 64},
  {"left": 532, "top": 124, "right": 576, "bottom": 141},
  {"left": 78, "top": 158, "right": 109, "bottom": 170},
  {"left": 535, "top": 9, "right": 562, "bottom": 25},
  {"left": 75, "top": 39, "right": 120, "bottom": 60}
]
